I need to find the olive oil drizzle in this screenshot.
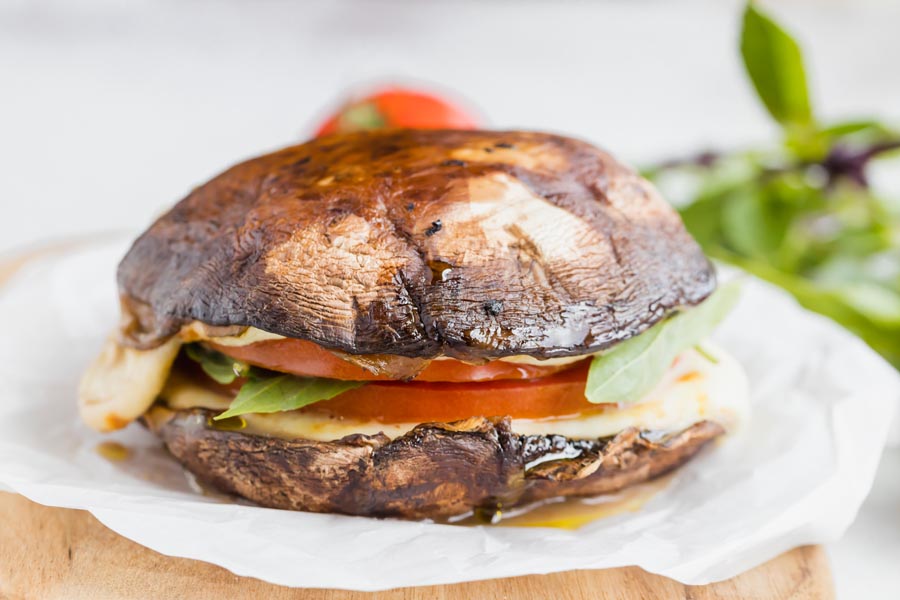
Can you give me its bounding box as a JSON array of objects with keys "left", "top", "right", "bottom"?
[{"left": 454, "top": 475, "right": 673, "bottom": 530}]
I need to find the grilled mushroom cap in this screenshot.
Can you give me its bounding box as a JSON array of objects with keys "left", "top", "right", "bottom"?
[
  {"left": 118, "top": 129, "right": 714, "bottom": 360},
  {"left": 144, "top": 408, "right": 723, "bottom": 520}
]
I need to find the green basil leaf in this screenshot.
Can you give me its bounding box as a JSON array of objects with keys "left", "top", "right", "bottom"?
[
  {"left": 585, "top": 281, "right": 741, "bottom": 404},
  {"left": 740, "top": 2, "right": 812, "bottom": 129},
  {"left": 821, "top": 119, "right": 894, "bottom": 141},
  {"left": 679, "top": 195, "right": 727, "bottom": 247},
  {"left": 214, "top": 374, "right": 365, "bottom": 420},
  {"left": 184, "top": 344, "right": 248, "bottom": 384},
  {"left": 720, "top": 185, "right": 779, "bottom": 260},
  {"left": 730, "top": 251, "right": 900, "bottom": 367},
  {"left": 823, "top": 282, "right": 900, "bottom": 328}
]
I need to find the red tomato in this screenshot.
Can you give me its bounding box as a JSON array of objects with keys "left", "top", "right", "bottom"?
[
  {"left": 208, "top": 339, "right": 579, "bottom": 383},
  {"left": 306, "top": 362, "right": 600, "bottom": 423},
  {"left": 202, "top": 360, "right": 601, "bottom": 423},
  {"left": 314, "top": 86, "right": 480, "bottom": 137}
]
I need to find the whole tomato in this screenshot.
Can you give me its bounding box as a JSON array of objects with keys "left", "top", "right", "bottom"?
[{"left": 314, "top": 86, "right": 480, "bottom": 137}]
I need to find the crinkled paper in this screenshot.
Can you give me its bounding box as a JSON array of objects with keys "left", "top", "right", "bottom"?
[{"left": 0, "top": 237, "right": 896, "bottom": 590}]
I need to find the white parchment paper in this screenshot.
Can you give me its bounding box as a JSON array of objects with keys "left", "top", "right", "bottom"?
[{"left": 0, "top": 237, "right": 896, "bottom": 590}]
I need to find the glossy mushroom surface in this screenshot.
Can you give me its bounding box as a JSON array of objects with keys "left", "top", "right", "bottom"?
[
  {"left": 145, "top": 408, "right": 723, "bottom": 520},
  {"left": 118, "top": 129, "right": 714, "bottom": 363}
]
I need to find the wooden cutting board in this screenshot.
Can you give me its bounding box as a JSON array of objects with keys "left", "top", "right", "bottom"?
[
  {"left": 0, "top": 493, "right": 833, "bottom": 600},
  {"left": 0, "top": 246, "right": 835, "bottom": 599}
]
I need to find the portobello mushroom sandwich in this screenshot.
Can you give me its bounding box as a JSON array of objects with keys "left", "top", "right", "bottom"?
[{"left": 79, "top": 129, "right": 748, "bottom": 520}]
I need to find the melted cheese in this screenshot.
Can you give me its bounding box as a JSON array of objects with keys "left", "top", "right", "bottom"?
[
  {"left": 434, "top": 353, "right": 591, "bottom": 366},
  {"left": 160, "top": 342, "right": 748, "bottom": 442},
  {"left": 179, "top": 324, "right": 286, "bottom": 347},
  {"left": 79, "top": 337, "right": 182, "bottom": 431}
]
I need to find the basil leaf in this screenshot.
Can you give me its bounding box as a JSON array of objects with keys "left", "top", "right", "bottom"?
[
  {"left": 740, "top": 2, "right": 812, "bottom": 129},
  {"left": 214, "top": 374, "right": 364, "bottom": 420},
  {"left": 720, "top": 184, "right": 780, "bottom": 261},
  {"left": 719, "top": 251, "right": 900, "bottom": 367},
  {"left": 821, "top": 120, "right": 893, "bottom": 142},
  {"left": 585, "top": 281, "right": 741, "bottom": 404},
  {"left": 184, "top": 344, "right": 248, "bottom": 384}
]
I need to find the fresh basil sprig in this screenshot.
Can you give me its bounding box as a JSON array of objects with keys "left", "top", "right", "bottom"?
[
  {"left": 647, "top": 1, "right": 900, "bottom": 368},
  {"left": 585, "top": 281, "right": 740, "bottom": 405}
]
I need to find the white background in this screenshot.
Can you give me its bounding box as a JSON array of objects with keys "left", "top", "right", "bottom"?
[{"left": 2, "top": 0, "right": 899, "bottom": 597}]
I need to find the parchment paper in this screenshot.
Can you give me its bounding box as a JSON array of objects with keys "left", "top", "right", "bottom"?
[{"left": 0, "top": 237, "right": 895, "bottom": 590}]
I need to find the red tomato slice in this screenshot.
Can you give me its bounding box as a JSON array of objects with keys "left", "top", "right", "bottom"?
[
  {"left": 314, "top": 86, "right": 480, "bottom": 137},
  {"left": 209, "top": 338, "right": 579, "bottom": 383},
  {"left": 197, "top": 359, "right": 601, "bottom": 423},
  {"left": 307, "top": 361, "right": 599, "bottom": 423}
]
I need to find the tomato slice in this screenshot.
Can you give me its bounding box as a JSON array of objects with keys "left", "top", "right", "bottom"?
[
  {"left": 208, "top": 338, "right": 579, "bottom": 382},
  {"left": 196, "top": 359, "right": 601, "bottom": 423},
  {"left": 308, "top": 362, "right": 599, "bottom": 423}
]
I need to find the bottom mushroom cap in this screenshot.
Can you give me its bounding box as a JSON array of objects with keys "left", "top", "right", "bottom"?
[{"left": 143, "top": 407, "right": 724, "bottom": 520}]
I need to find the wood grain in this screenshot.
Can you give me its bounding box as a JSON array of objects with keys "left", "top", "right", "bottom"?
[
  {"left": 0, "top": 493, "right": 833, "bottom": 600},
  {"left": 0, "top": 245, "right": 835, "bottom": 599}
]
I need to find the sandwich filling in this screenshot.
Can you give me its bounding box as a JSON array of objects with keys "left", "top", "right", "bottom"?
[
  {"left": 80, "top": 283, "right": 747, "bottom": 441},
  {"left": 157, "top": 342, "right": 747, "bottom": 442}
]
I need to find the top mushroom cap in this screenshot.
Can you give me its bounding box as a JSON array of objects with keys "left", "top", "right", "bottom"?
[{"left": 117, "top": 129, "right": 714, "bottom": 361}]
